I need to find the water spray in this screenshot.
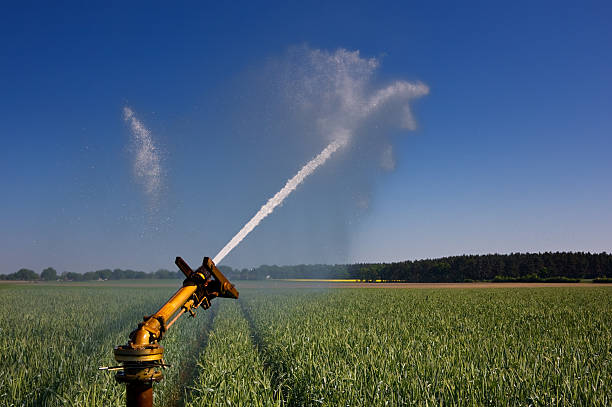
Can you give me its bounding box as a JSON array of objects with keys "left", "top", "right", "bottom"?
[
  {"left": 123, "top": 107, "right": 162, "bottom": 209},
  {"left": 106, "top": 48, "right": 428, "bottom": 407},
  {"left": 213, "top": 137, "right": 348, "bottom": 264},
  {"left": 211, "top": 49, "right": 428, "bottom": 264}
]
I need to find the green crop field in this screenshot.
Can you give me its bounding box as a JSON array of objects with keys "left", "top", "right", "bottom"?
[{"left": 1, "top": 283, "right": 610, "bottom": 406}]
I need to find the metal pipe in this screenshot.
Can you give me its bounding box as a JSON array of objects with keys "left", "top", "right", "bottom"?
[
  {"left": 126, "top": 382, "right": 153, "bottom": 407},
  {"left": 153, "top": 284, "right": 197, "bottom": 324},
  {"left": 166, "top": 308, "right": 186, "bottom": 330},
  {"left": 131, "top": 284, "right": 198, "bottom": 346}
]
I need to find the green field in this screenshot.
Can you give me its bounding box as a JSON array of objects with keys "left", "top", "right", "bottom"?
[{"left": 1, "top": 283, "right": 610, "bottom": 406}]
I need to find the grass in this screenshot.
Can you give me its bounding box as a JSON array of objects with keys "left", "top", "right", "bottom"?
[
  {"left": 0, "top": 285, "right": 212, "bottom": 407},
  {"left": 185, "top": 300, "right": 279, "bottom": 407},
  {"left": 214, "top": 287, "right": 612, "bottom": 406},
  {"left": 0, "top": 284, "right": 610, "bottom": 406}
]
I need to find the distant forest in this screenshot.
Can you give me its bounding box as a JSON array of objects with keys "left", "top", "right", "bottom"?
[
  {"left": 0, "top": 267, "right": 182, "bottom": 281},
  {"left": 2, "top": 252, "right": 611, "bottom": 283},
  {"left": 224, "top": 252, "right": 612, "bottom": 282}
]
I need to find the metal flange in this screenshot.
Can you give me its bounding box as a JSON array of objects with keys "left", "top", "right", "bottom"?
[
  {"left": 113, "top": 344, "right": 165, "bottom": 384},
  {"left": 114, "top": 345, "right": 164, "bottom": 363}
]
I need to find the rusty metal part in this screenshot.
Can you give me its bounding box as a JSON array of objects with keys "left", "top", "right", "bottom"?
[
  {"left": 126, "top": 383, "right": 153, "bottom": 407},
  {"left": 103, "top": 256, "right": 239, "bottom": 407},
  {"left": 113, "top": 344, "right": 164, "bottom": 407},
  {"left": 202, "top": 256, "right": 240, "bottom": 299}
]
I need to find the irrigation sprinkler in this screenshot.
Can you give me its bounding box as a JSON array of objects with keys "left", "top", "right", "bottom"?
[{"left": 99, "top": 256, "right": 239, "bottom": 407}]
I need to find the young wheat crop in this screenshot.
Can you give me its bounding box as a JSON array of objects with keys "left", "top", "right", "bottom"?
[
  {"left": 0, "top": 285, "right": 212, "bottom": 407},
  {"left": 237, "top": 287, "right": 611, "bottom": 406},
  {"left": 1, "top": 284, "right": 610, "bottom": 406}
]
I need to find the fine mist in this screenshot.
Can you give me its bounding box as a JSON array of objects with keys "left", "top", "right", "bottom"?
[
  {"left": 212, "top": 47, "right": 428, "bottom": 265},
  {"left": 123, "top": 106, "right": 163, "bottom": 213}
]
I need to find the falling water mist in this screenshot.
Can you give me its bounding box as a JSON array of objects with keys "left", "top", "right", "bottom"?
[
  {"left": 213, "top": 137, "right": 347, "bottom": 264},
  {"left": 123, "top": 106, "right": 163, "bottom": 211},
  {"left": 212, "top": 47, "right": 428, "bottom": 265}
]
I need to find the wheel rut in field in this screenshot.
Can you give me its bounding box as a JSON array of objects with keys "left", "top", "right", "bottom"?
[
  {"left": 238, "top": 298, "right": 309, "bottom": 407},
  {"left": 169, "top": 302, "right": 218, "bottom": 407}
]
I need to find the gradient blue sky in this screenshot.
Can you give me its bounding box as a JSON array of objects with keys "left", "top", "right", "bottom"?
[{"left": 1, "top": 1, "right": 611, "bottom": 273}]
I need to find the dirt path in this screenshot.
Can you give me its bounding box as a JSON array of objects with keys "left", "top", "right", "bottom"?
[
  {"left": 334, "top": 282, "right": 612, "bottom": 288},
  {"left": 2, "top": 280, "right": 610, "bottom": 289},
  {"left": 239, "top": 280, "right": 612, "bottom": 289}
]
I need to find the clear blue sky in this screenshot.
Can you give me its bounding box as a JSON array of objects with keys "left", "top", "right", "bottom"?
[{"left": 1, "top": 1, "right": 610, "bottom": 273}]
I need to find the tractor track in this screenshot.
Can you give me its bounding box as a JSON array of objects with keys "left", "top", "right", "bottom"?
[
  {"left": 238, "top": 297, "right": 309, "bottom": 407},
  {"left": 169, "top": 302, "right": 218, "bottom": 407}
]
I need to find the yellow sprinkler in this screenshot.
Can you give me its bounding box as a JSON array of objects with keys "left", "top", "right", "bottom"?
[{"left": 100, "top": 256, "right": 238, "bottom": 407}]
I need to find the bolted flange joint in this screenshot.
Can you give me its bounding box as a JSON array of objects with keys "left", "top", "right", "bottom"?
[{"left": 113, "top": 344, "right": 165, "bottom": 385}]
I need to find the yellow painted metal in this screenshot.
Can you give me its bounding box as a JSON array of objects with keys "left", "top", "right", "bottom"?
[
  {"left": 109, "top": 256, "right": 239, "bottom": 407},
  {"left": 130, "top": 284, "right": 198, "bottom": 346},
  {"left": 153, "top": 284, "right": 198, "bottom": 324},
  {"left": 114, "top": 354, "right": 164, "bottom": 362},
  {"left": 114, "top": 346, "right": 164, "bottom": 362},
  {"left": 166, "top": 308, "right": 186, "bottom": 329}
]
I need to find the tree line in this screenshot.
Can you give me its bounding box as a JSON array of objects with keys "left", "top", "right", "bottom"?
[
  {"left": 220, "top": 252, "right": 612, "bottom": 282},
  {"left": 0, "top": 267, "right": 182, "bottom": 281},
  {"left": 349, "top": 251, "right": 612, "bottom": 282},
  {"left": 2, "top": 252, "right": 611, "bottom": 282}
]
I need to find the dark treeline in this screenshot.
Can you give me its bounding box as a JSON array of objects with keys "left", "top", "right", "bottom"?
[
  {"left": 220, "top": 252, "right": 612, "bottom": 282},
  {"left": 0, "top": 267, "right": 181, "bottom": 281},
  {"left": 2, "top": 252, "right": 611, "bottom": 282},
  {"left": 348, "top": 252, "right": 612, "bottom": 282}
]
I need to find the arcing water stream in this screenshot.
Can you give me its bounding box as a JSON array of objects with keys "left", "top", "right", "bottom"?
[
  {"left": 212, "top": 48, "right": 428, "bottom": 264},
  {"left": 213, "top": 137, "right": 347, "bottom": 264}
]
